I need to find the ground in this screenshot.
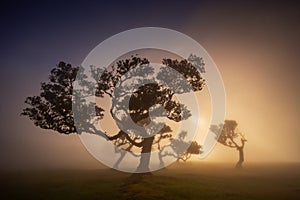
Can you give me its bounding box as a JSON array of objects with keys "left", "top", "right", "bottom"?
[{"left": 1, "top": 162, "right": 300, "bottom": 200}]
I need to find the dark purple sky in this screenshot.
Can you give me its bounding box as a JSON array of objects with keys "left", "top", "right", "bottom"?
[{"left": 0, "top": 0, "right": 299, "bottom": 169}]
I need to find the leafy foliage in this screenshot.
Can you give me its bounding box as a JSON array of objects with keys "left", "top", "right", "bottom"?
[
  {"left": 22, "top": 62, "right": 79, "bottom": 134},
  {"left": 210, "top": 120, "right": 246, "bottom": 148},
  {"left": 158, "top": 131, "right": 202, "bottom": 162},
  {"left": 22, "top": 55, "right": 205, "bottom": 169}
]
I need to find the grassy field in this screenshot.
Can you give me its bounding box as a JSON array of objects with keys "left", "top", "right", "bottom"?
[{"left": 1, "top": 162, "right": 300, "bottom": 200}]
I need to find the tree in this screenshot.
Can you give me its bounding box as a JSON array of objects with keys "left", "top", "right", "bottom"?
[
  {"left": 22, "top": 55, "right": 205, "bottom": 173},
  {"left": 210, "top": 120, "right": 247, "bottom": 168},
  {"left": 158, "top": 131, "right": 202, "bottom": 167}
]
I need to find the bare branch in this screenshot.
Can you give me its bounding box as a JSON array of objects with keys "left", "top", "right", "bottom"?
[{"left": 107, "top": 130, "right": 143, "bottom": 147}]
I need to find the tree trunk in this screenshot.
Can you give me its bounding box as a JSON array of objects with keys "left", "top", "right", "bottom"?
[
  {"left": 235, "top": 146, "right": 244, "bottom": 168},
  {"left": 135, "top": 136, "right": 154, "bottom": 173}
]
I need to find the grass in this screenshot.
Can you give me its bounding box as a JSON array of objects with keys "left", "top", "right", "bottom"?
[{"left": 1, "top": 162, "right": 300, "bottom": 200}]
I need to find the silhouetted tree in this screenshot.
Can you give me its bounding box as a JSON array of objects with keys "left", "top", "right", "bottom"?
[
  {"left": 210, "top": 120, "right": 247, "bottom": 168},
  {"left": 22, "top": 55, "right": 205, "bottom": 172},
  {"left": 158, "top": 131, "right": 202, "bottom": 167}
]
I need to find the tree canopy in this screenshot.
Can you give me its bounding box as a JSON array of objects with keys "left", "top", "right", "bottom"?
[{"left": 22, "top": 56, "right": 205, "bottom": 172}]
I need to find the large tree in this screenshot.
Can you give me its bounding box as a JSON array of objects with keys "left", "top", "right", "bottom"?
[
  {"left": 210, "top": 120, "right": 247, "bottom": 168},
  {"left": 22, "top": 56, "right": 204, "bottom": 172}
]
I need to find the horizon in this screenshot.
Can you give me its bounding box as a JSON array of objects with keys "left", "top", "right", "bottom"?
[{"left": 1, "top": 1, "right": 300, "bottom": 171}]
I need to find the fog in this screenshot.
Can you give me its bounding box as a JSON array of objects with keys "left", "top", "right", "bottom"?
[{"left": 0, "top": 1, "right": 299, "bottom": 171}]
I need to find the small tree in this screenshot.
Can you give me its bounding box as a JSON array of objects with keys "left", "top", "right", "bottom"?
[
  {"left": 210, "top": 120, "right": 247, "bottom": 168},
  {"left": 22, "top": 56, "right": 205, "bottom": 172},
  {"left": 158, "top": 131, "right": 202, "bottom": 166}
]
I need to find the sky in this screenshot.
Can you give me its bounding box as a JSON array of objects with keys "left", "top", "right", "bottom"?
[{"left": 0, "top": 0, "right": 299, "bottom": 170}]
